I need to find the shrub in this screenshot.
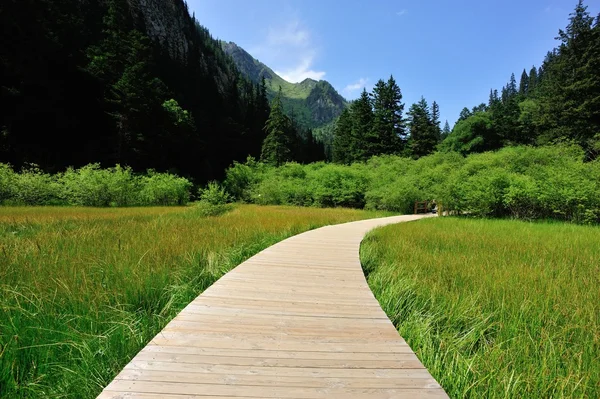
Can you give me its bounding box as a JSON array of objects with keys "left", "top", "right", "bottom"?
[
  {"left": 223, "top": 157, "right": 266, "bottom": 202},
  {"left": 139, "top": 171, "right": 192, "bottom": 206},
  {"left": 0, "top": 163, "right": 16, "bottom": 203},
  {"left": 199, "top": 181, "right": 230, "bottom": 205},
  {"left": 58, "top": 164, "right": 139, "bottom": 206},
  {"left": 221, "top": 145, "right": 599, "bottom": 224},
  {"left": 11, "top": 165, "right": 60, "bottom": 205}
]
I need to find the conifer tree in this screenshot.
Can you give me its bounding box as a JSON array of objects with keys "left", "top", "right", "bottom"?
[
  {"left": 507, "top": 73, "right": 518, "bottom": 97},
  {"left": 351, "top": 89, "right": 374, "bottom": 161},
  {"left": 332, "top": 108, "right": 353, "bottom": 164},
  {"left": 528, "top": 66, "right": 538, "bottom": 93},
  {"left": 519, "top": 69, "right": 529, "bottom": 95},
  {"left": 431, "top": 101, "right": 442, "bottom": 140},
  {"left": 369, "top": 76, "right": 405, "bottom": 157},
  {"left": 408, "top": 97, "right": 437, "bottom": 158},
  {"left": 260, "top": 89, "right": 293, "bottom": 166},
  {"left": 442, "top": 120, "right": 451, "bottom": 139},
  {"left": 457, "top": 107, "right": 472, "bottom": 122}
]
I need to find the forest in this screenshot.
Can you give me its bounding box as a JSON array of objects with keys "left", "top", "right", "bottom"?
[
  {"left": 1, "top": 0, "right": 599, "bottom": 210},
  {"left": 0, "top": 0, "right": 322, "bottom": 184}
]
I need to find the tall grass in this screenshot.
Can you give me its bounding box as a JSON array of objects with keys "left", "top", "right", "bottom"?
[
  {"left": 0, "top": 205, "right": 392, "bottom": 398},
  {"left": 361, "top": 218, "right": 600, "bottom": 398}
]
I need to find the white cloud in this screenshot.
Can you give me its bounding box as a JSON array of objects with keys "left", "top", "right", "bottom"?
[
  {"left": 252, "top": 19, "right": 326, "bottom": 83},
  {"left": 396, "top": 9, "right": 408, "bottom": 16},
  {"left": 343, "top": 78, "right": 369, "bottom": 97},
  {"left": 276, "top": 55, "right": 326, "bottom": 82}
]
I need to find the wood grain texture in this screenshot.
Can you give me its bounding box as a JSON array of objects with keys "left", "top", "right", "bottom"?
[{"left": 98, "top": 214, "right": 448, "bottom": 398}]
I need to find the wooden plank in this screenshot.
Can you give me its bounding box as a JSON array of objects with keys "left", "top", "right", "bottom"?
[
  {"left": 114, "top": 369, "right": 440, "bottom": 388},
  {"left": 97, "top": 214, "right": 447, "bottom": 398}
]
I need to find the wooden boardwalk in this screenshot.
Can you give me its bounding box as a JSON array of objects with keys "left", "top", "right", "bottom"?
[{"left": 98, "top": 214, "right": 448, "bottom": 399}]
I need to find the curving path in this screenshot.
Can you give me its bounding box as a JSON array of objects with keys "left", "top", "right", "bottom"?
[{"left": 98, "top": 214, "right": 447, "bottom": 398}]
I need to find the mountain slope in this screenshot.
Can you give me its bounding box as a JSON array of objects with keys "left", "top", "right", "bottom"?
[
  {"left": 1, "top": 0, "right": 269, "bottom": 181},
  {"left": 222, "top": 41, "right": 347, "bottom": 129}
]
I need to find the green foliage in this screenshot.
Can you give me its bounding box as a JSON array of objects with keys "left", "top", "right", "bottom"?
[
  {"left": 0, "top": 163, "right": 16, "bottom": 202},
  {"left": 198, "top": 181, "right": 231, "bottom": 205},
  {"left": 439, "top": 112, "right": 494, "bottom": 154},
  {"left": 332, "top": 77, "right": 411, "bottom": 163},
  {"left": 0, "top": 163, "right": 192, "bottom": 207},
  {"left": 260, "top": 90, "right": 295, "bottom": 166},
  {"left": 408, "top": 97, "right": 439, "bottom": 158},
  {"left": 446, "top": 0, "right": 600, "bottom": 159},
  {"left": 138, "top": 171, "right": 192, "bottom": 206},
  {"left": 225, "top": 145, "right": 600, "bottom": 224},
  {"left": 11, "top": 165, "right": 60, "bottom": 205},
  {"left": 2, "top": 0, "right": 271, "bottom": 183},
  {"left": 162, "top": 99, "right": 195, "bottom": 130},
  {"left": 59, "top": 164, "right": 137, "bottom": 206}
]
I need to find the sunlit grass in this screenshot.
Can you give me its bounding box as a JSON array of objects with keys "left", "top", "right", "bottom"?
[
  {"left": 0, "top": 204, "right": 392, "bottom": 398},
  {"left": 361, "top": 217, "right": 600, "bottom": 398}
]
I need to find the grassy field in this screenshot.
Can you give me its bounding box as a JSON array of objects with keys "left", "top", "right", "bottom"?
[
  {"left": 0, "top": 204, "right": 392, "bottom": 398},
  {"left": 361, "top": 217, "right": 600, "bottom": 398}
]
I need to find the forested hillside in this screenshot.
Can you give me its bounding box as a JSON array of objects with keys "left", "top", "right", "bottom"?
[
  {"left": 222, "top": 41, "right": 347, "bottom": 129},
  {"left": 0, "top": 0, "right": 271, "bottom": 181}
]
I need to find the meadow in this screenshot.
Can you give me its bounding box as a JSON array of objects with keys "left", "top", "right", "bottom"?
[
  {"left": 0, "top": 204, "right": 392, "bottom": 398},
  {"left": 361, "top": 217, "right": 600, "bottom": 398}
]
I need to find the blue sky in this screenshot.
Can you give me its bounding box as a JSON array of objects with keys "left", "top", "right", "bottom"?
[{"left": 187, "top": 0, "right": 597, "bottom": 126}]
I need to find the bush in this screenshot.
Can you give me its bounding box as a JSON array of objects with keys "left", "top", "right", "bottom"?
[
  {"left": 220, "top": 144, "right": 599, "bottom": 224},
  {"left": 58, "top": 164, "right": 138, "bottom": 206},
  {"left": 11, "top": 165, "right": 60, "bottom": 205},
  {"left": 139, "top": 171, "right": 192, "bottom": 206},
  {"left": 223, "top": 157, "right": 266, "bottom": 202},
  {"left": 0, "top": 163, "right": 16, "bottom": 203},
  {"left": 199, "top": 181, "right": 230, "bottom": 205}
]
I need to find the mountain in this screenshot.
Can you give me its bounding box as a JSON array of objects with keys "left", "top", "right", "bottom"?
[{"left": 222, "top": 41, "right": 347, "bottom": 129}]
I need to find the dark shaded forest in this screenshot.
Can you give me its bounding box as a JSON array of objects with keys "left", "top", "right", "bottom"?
[{"left": 1, "top": 0, "right": 273, "bottom": 182}]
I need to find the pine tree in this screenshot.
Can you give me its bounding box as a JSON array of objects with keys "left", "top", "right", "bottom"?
[
  {"left": 260, "top": 88, "right": 293, "bottom": 166},
  {"left": 519, "top": 69, "right": 529, "bottom": 95},
  {"left": 369, "top": 76, "right": 405, "bottom": 157},
  {"left": 431, "top": 101, "right": 441, "bottom": 141},
  {"left": 528, "top": 66, "right": 538, "bottom": 93},
  {"left": 457, "top": 107, "right": 472, "bottom": 122},
  {"left": 332, "top": 108, "right": 354, "bottom": 164},
  {"left": 507, "top": 73, "right": 518, "bottom": 97},
  {"left": 408, "top": 97, "right": 437, "bottom": 158},
  {"left": 351, "top": 89, "right": 374, "bottom": 161},
  {"left": 441, "top": 120, "right": 451, "bottom": 139}
]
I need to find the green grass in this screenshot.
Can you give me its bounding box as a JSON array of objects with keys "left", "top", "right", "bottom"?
[
  {"left": 0, "top": 204, "right": 393, "bottom": 398},
  {"left": 360, "top": 217, "right": 600, "bottom": 398}
]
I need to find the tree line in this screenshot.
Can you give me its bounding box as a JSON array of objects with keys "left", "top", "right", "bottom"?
[
  {"left": 331, "top": 76, "right": 444, "bottom": 163},
  {"left": 329, "top": 0, "right": 599, "bottom": 163},
  {"left": 442, "top": 0, "right": 600, "bottom": 159}
]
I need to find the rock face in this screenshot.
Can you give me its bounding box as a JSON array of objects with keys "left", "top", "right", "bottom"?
[
  {"left": 128, "top": 0, "right": 190, "bottom": 62},
  {"left": 222, "top": 41, "right": 347, "bottom": 129}
]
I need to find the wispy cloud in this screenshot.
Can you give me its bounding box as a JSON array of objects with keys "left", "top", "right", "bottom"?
[
  {"left": 343, "top": 78, "right": 369, "bottom": 97},
  {"left": 396, "top": 9, "right": 408, "bottom": 16},
  {"left": 253, "top": 19, "right": 326, "bottom": 83}
]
